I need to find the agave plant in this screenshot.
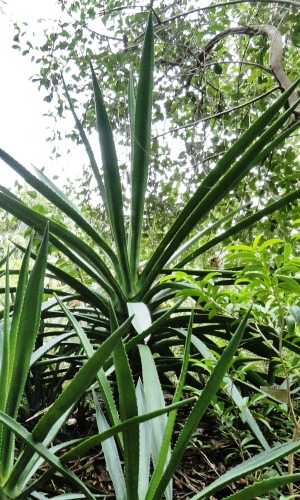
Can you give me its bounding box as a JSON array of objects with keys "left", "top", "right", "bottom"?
[{"left": 0, "top": 11, "right": 300, "bottom": 499}]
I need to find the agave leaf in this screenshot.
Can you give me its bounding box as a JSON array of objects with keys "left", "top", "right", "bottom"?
[
  {"left": 151, "top": 309, "right": 251, "bottom": 500},
  {"left": 55, "top": 294, "right": 121, "bottom": 433},
  {"left": 127, "top": 302, "right": 152, "bottom": 342},
  {"left": 30, "top": 332, "right": 75, "bottom": 367},
  {"left": 92, "top": 390, "right": 126, "bottom": 500},
  {"left": 60, "top": 397, "right": 196, "bottom": 464},
  {"left": 0, "top": 150, "right": 119, "bottom": 272},
  {"left": 128, "top": 13, "right": 154, "bottom": 280},
  {"left": 11, "top": 238, "right": 113, "bottom": 315},
  {"left": 139, "top": 343, "right": 172, "bottom": 500},
  {"left": 191, "top": 440, "right": 300, "bottom": 500},
  {"left": 178, "top": 328, "right": 276, "bottom": 453},
  {"left": 0, "top": 188, "right": 122, "bottom": 299},
  {"left": 110, "top": 304, "right": 139, "bottom": 499},
  {"left": 136, "top": 378, "right": 151, "bottom": 499},
  {"left": 140, "top": 85, "right": 300, "bottom": 294},
  {"left": 5, "top": 315, "right": 132, "bottom": 489},
  {"left": 166, "top": 203, "right": 250, "bottom": 267},
  {"left": 0, "top": 412, "right": 96, "bottom": 500},
  {"left": 146, "top": 310, "right": 193, "bottom": 499},
  {"left": 61, "top": 75, "right": 107, "bottom": 212},
  {"left": 0, "top": 226, "right": 49, "bottom": 480},
  {"left": 223, "top": 472, "right": 300, "bottom": 500},
  {"left": 176, "top": 186, "right": 300, "bottom": 267},
  {"left": 91, "top": 64, "right": 131, "bottom": 294}
]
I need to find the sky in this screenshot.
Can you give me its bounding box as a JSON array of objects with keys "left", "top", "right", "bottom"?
[
  {"left": 0, "top": 0, "right": 79, "bottom": 188},
  {"left": 0, "top": 2, "right": 53, "bottom": 184},
  {"left": 0, "top": 0, "right": 214, "bottom": 190}
]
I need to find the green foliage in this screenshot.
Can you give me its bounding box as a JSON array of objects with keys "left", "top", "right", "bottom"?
[
  {"left": 11, "top": 1, "right": 300, "bottom": 237},
  {"left": 1, "top": 10, "right": 300, "bottom": 499}
]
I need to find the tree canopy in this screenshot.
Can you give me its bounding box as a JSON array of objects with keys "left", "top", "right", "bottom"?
[{"left": 10, "top": 0, "right": 300, "bottom": 249}]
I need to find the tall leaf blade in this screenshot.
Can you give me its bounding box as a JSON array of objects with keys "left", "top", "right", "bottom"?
[
  {"left": 139, "top": 344, "right": 172, "bottom": 500},
  {"left": 91, "top": 64, "right": 131, "bottom": 294},
  {"left": 5, "top": 315, "right": 132, "bottom": 489},
  {"left": 92, "top": 391, "right": 126, "bottom": 500},
  {"left": 61, "top": 76, "right": 108, "bottom": 212},
  {"left": 150, "top": 309, "right": 251, "bottom": 499},
  {"left": 177, "top": 186, "right": 300, "bottom": 267},
  {"left": 146, "top": 311, "right": 193, "bottom": 498},
  {"left": 140, "top": 82, "right": 300, "bottom": 293},
  {"left": 223, "top": 473, "right": 300, "bottom": 500},
  {"left": 0, "top": 188, "right": 124, "bottom": 303},
  {"left": 55, "top": 295, "right": 121, "bottom": 433},
  {"left": 128, "top": 14, "right": 154, "bottom": 279},
  {"left": 191, "top": 440, "right": 300, "bottom": 500},
  {"left": 110, "top": 304, "right": 139, "bottom": 500},
  {"left": 136, "top": 378, "right": 151, "bottom": 500},
  {"left": 0, "top": 412, "right": 96, "bottom": 500},
  {"left": 0, "top": 148, "right": 118, "bottom": 267},
  {"left": 0, "top": 226, "right": 49, "bottom": 480}
]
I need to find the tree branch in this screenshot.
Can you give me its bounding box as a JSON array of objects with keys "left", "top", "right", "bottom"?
[
  {"left": 156, "top": 87, "right": 280, "bottom": 138},
  {"left": 160, "top": 25, "right": 300, "bottom": 116}
]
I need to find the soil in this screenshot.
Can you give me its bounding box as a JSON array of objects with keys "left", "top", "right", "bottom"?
[
  {"left": 61, "top": 410, "right": 246, "bottom": 499},
  {"left": 51, "top": 397, "right": 300, "bottom": 499}
]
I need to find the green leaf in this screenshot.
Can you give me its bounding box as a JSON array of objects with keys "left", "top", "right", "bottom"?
[
  {"left": 290, "top": 304, "right": 300, "bottom": 323},
  {"left": 92, "top": 391, "right": 126, "bottom": 500},
  {"left": 192, "top": 440, "right": 300, "bottom": 500},
  {"left": 0, "top": 412, "right": 96, "bottom": 499},
  {"left": 0, "top": 226, "right": 49, "bottom": 479},
  {"left": 223, "top": 472, "right": 300, "bottom": 499},
  {"left": 90, "top": 64, "right": 131, "bottom": 294},
  {"left": 128, "top": 13, "right": 154, "bottom": 280},
  {"left": 54, "top": 295, "right": 121, "bottom": 432},
  {"left": 140, "top": 82, "right": 300, "bottom": 292},
  {"left": 5, "top": 315, "right": 132, "bottom": 488},
  {"left": 258, "top": 238, "right": 283, "bottom": 251},
  {"left": 61, "top": 78, "right": 110, "bottom": 226},
  {"left": 151, "top": 309, "right": 251, "bottom": 499},
  {"left": 127, "top": 302, "right": 152, "bottom": 336},
  {"left": 146, "top": 310, "right": 193, "bottom": 499},
  {"left": 176, "top": 187, "right": 300, "bottom": 268},
  {"left": 110, "top": 304, "right": 139, "bottom": 500},
  {"left": 139, "top": 344, "right": 172, "bottom": 500},
  {"left": 136, "top": 378, "right": 151, "bottom": 499},
  {"left": 57, "top": 399, "right": 196, "bottom": 477}
]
